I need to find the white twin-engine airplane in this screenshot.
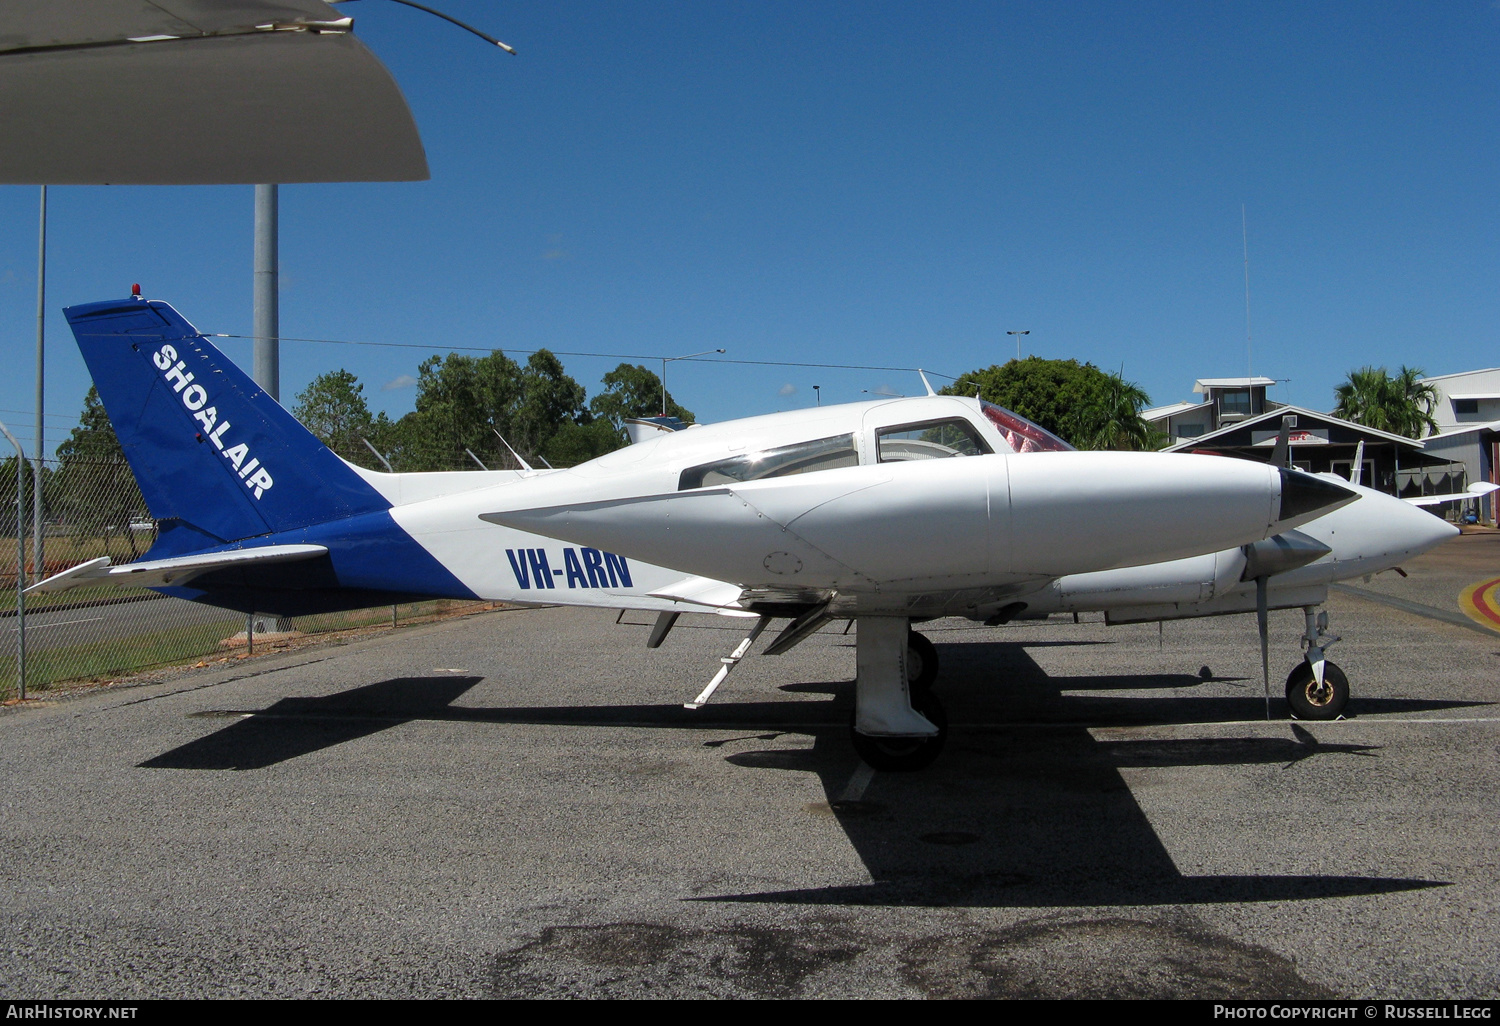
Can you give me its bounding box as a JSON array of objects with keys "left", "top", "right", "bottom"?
[{"left": 35, "top": 297, "right": 1460, "bottom": 769}]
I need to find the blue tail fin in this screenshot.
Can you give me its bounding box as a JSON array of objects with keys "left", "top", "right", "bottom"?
[{"left": 65, "top": 297, "right": 391, "bottom": 555}]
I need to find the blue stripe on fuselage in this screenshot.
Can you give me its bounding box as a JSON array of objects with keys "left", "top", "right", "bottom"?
[{"left": 163, "top": 509, "right": 478, "bottom": 605}]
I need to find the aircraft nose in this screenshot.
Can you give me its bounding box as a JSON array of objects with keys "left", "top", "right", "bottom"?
[
  {"left": 1368, "top": 490, "right": 1460, "bottom": 562},
  {"left": 1277, "top": 468, "right": 1358, "bottom": 525},
  {"left": 1409, "top": 503, "right": 1462, "bottom": 549}
]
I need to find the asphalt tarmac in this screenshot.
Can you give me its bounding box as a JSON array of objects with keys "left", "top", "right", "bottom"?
[{"left": 1, "top": 535, "right": 1497, "bottom": 999}]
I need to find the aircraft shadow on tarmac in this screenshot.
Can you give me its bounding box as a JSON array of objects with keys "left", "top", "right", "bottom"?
[{"left": 141, "top": 638, "right": 1481, "bottom": 907}]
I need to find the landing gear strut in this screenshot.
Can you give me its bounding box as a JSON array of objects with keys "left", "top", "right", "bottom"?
[
  {"left": 1286, "top": 605, "right": 1349, "bottom": 720},
  {"left": 850, "top": 616, "right": 947, "bottom": 771}
]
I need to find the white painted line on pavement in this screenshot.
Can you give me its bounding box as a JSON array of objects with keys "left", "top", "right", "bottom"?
[
  {"left": 838, "top": 761, "right": 876, "bottom": 802},
  {"left": 10, "top": 616, "right": 105, "bottom": 631}
]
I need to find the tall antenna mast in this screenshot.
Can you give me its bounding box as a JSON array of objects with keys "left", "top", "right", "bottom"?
[{"left": 1242, "top": 204, "right": 1252, "bottom": 383}]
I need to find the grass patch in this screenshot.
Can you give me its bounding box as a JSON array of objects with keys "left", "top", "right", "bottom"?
[
  {"left": 0, "top": 616, "right": 241, "bottom": 694},
  {"left": 0, "top": 598, "right": 503, "bottom": 697}
]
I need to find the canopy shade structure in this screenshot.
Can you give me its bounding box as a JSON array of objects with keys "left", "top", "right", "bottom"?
[{"left": 0, "top": 0, "right": 428, "bottom": 183}]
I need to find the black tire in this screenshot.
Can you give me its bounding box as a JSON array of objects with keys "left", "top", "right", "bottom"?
[
  {"left": 850, "top": 690, "right": 948, "bottom": 772},
  {"left": 1285, "top": 661, "right": 1350, "bottom": 720},
  {"left": 907, "top": 631, "right": 939, "bottom": 692}
]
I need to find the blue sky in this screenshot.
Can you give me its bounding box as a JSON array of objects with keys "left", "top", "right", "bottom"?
[{"left": 2, "top": 1, "right": 1498, "bottom": 457}]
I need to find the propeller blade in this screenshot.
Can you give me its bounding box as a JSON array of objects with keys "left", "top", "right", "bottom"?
[
  {"left": 1269, "top": 418, "right": 1291, "bottom": 470},
  {"left": 1257, "top": 574, "right": 1270, "bottom": 720}
]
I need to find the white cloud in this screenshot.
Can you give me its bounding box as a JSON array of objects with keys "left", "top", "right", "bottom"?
[
  {"left": 778, "top": 383, "right": 798, "bottom": 396},
  {"left": 382, "top": 374, "right": 417, "bottom": 391}
]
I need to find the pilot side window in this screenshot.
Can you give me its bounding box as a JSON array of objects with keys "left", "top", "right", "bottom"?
[
  {"left": 876, "top": 419, "right": 992, "bottom": 462},
  {"left": 678, "top": 434, "right": 859, "bottom": 490}
]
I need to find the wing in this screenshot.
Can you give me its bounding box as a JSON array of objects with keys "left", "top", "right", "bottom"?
[{"left": 1404, "top": 482, "right": 1499, "bottom": 507}]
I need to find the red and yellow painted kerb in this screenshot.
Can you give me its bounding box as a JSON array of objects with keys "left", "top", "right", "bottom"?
[{"left": 1459, "top": 577, "right": 1500, "bottom": 634}]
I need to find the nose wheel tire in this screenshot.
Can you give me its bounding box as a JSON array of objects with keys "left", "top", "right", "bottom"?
[
  {"left": 1285, "top": 661, "right": 1350, "bottom": 720},
  {"left": 850, "top": 690, "right": 948, "bottom": 772},
  {"left": 907, "top": 631, "right": 939, "bottom": 692}
]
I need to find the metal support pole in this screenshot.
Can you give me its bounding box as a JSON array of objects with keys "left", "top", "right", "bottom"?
[
  {"left": 246, "top": 612, "right": 254, "bottom": 656},
  {"left": 0, "top": 422, "right": 27, "bottom": 701},
  {"left": 253, "top": 184, "right": 279, "bottom": 401},
  {"left": 33, "top": 186, "right": 45, "bottom": 586},
  {"left": 251, "top": 185, "right": 289, "bottom": 635}
]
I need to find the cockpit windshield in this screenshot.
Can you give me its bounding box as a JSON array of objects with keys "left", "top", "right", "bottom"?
[{"left": 980, "top": 401, "right": 1074, "bottom": 453}]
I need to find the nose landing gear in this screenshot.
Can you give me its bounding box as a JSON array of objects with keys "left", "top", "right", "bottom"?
[{"left": 1287, "top": 605, "right": 1348, "bottom": 720}]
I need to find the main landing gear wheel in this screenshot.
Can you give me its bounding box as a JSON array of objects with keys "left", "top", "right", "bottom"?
[
  {"left": 1285, "top": 661, "right": 1350, "bottom": 721},
  {"left": 850, "top": 691, "right": 948, "bottom": 772},
  {"left": 907, "top": 631, "right": 939, "bottom": 692}
]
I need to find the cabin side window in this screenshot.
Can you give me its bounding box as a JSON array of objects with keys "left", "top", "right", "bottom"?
[
  {"left": 678, "top": 434, "right": 859, "bottom": 490},
  {"left": 875, "top": 419, "right": 992, "bottom": 462}
]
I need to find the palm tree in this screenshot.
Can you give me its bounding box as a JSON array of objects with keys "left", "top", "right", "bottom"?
[
  {"left": 1388, "top": 365, "right": 1439, "bottom": 438},
  {"left": 1333, "top": 366, "right": 1392, "bottom": 432},
  {"left": 1066, "top": 372, "right": 1159, "bottom": 450},
  {"left": 1333, "top": 365, "right": 1437, "bottom": 438}
]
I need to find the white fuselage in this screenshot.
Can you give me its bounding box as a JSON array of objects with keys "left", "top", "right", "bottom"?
[{"left": 341, "top": 396, "right": 1390, "bottom": 621}]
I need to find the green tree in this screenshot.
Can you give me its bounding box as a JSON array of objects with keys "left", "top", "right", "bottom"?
[
  {"left": 1333, "top": 365, "right": 1438, "bottom": 438},
  {"left": 55, "top": 386, "right": 125, "bottom": 465},
  {"left": 512, "top": 350, "right": 588, "bottom": 457},
  {"left": 360, "top": 411, "right": 408, "bottom": 471},
  {"left": 51, "top": 386, "right": 148, "bottom": 559},
  {"left": 292, "top": 369, "right": 378, "bottom": 467},
  {"left": 310, "top": 353, "right": 700, "bottom": 473},
  {"left": 589, "top": 363, "right": 696, "bottom": 430},
  {"left": 1388, "top": 365, "right": 1440, "bottom": 438},
  {"left": 1064, "top": 371, "right": 1160, "bottom": 450},
  {"left": 940, "top": 357, "right": 1119, "bottom": 446},
  {"left": 0, "top": 455, "right": 42, "bottom": 539},
  {"left": 543, "top": 418, "right": 626, "bottom": 466},
  {"left": 403, "top": 350, "right": 524, "bottom": 470},
  {"left": 389, "top": 347, "right": 605, "bottom": 470}
]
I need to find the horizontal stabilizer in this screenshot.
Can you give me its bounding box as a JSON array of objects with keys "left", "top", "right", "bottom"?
[
  {"left": 25, "top": 544, "right": 328, "bottom": 594},
  {"left": 1405, "top": 482, "right": 1499, "bottom": 507}
]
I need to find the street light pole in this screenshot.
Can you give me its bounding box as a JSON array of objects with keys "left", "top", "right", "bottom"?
[
  {"left": 253, "top": 184, "right": 279, "bottom": 401},
  {"left": 813, "top": 385, "right": 821, "bottom": 407},
  {"left": 660, "top": 349, "right": 725, "bottom": 417},
  {"left": 1007, "top": 329, "right": 1030, "bottom": 362},
  {"left": 243, "top": 5, "right": 517, "bottom": 402},
  {"left": 33, "top": 186, "right": 45, "bottom": 584}
]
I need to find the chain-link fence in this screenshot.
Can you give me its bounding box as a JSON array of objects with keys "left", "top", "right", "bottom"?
[{"left": 0, "top": 457, "right": 497, "bottom": 699}]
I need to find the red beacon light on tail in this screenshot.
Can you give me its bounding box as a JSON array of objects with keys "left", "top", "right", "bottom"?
[{"left": 131, "top": 284, "right": 141, "bottom": 298}]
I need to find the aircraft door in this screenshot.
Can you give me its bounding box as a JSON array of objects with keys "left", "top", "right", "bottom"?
[{"left": 848, "top": 399, "right": 1011, "bottom": 580}]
